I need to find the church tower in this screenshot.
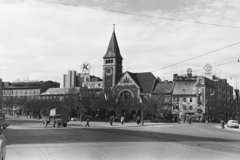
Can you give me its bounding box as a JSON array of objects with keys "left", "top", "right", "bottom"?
[{"left": 103, "top": 24, "right": 123, "bottom": 94}]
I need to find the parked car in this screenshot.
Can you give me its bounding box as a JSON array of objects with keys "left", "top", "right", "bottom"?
[
  {"left": 71, "top": 117, "right": 77, "bottom": 121},
  {"left": 0, "top": 130, "right": 6, "bottom": 160},
  {"left": 0, "top": 113, "right": 10, "bottom": 129},
  {"left": 227, "top": 120, "right": 239, "bottom": 128}
]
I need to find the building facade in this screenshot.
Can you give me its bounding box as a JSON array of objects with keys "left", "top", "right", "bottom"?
[
  {"left": 63, "top": 70, "right": 76, "bottom": 88},
  {"left": 152, "top": 80, "right": 174, "bottom": 120},
  {"left": 63, "top": 70, "right": 103, "bottom": 89},
  {"left": 171, "top": 70, "right": 218, "bottom": 122},
  {"left": 2, "top": 80, "right": 60, "bottom": 114},
  {"left": 213, "top": 76, "right": 234, "bottom": 121}
]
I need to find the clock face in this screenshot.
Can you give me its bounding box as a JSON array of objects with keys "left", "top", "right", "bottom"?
[{"left": 106, "top": 68, "right": 112, "bottom": 76}]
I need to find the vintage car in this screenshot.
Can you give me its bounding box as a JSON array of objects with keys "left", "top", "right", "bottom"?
[
  {"left": 0, "top": 118, "right": 10, "bottom": 129},
  {"left": 42, "top": 108, "right": 70, "bottom": 127},
  {"left": 227, "top": 120, "right": 239, "bottom": 128}
]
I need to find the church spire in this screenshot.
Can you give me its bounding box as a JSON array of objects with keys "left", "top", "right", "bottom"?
[{"left": 103, "top": 24, "right": 123, "bottom": 60}]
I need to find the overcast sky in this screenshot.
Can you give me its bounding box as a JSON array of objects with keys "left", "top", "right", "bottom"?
[{"left": 0, "top": 0, "right": 240, "bottom": 88}]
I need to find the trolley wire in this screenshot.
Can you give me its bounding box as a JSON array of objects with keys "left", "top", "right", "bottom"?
[{"left": 38, "top": 0, "right": 240, "bottom": 30}]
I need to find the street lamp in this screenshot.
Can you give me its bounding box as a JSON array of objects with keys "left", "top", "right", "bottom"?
[
  {"left": 230, "top": 75, "right": 238, "bottom": 121},
  {"left": 104, "top": 94, "right": 108, "bottom": 124}
]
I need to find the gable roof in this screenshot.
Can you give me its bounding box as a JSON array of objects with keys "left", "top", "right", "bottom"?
[
  {"left": 103, "top": 29, "right": 123, "bottom": 60},
  {"left": 127, "top": 72, "right": 156, "bottom": 93}
]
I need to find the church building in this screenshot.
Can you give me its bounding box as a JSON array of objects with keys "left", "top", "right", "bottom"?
[{"left": 102, "top": 25, "right": 158, "bottom": 109}]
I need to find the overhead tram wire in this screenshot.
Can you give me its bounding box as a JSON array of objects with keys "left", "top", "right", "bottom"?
[
  {"left": 192, "top": 59, "right": 237, "bottom": 73},
  {"left": 38, "top": 0, "right": 240, "bottom": 30},
  {"left": 151, "top": 41, "right": 240, "bottom": 72},
  {"left": 162, "top": 59, "right": 238, "bottom": 79}
]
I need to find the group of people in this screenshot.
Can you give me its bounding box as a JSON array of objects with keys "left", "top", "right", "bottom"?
[
  {"left": 110, "top": 116, "right": 125, "bottom": 126},
  {"left": 85, "top": 115, "right": 126, "bottom": 127}
]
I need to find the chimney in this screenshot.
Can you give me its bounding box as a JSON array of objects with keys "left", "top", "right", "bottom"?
[{"left": 173, "top": 74, "right": 178, "bottom": 81}]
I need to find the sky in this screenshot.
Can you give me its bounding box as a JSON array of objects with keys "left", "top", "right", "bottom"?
[{"left": 0, "top": 0, "right": 240, "bottom": 88}]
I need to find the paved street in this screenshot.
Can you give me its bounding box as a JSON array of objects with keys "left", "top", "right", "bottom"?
[{"left": 4, "top": 115, "right": 240, "bottom": 160}]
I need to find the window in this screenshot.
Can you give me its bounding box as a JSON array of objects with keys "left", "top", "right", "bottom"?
[
  {"left": 177, "top": 98, "right": 179, "bottom": 102},
  {"left": 183, "top": 98, "right": 186, "bottom": 102},
  {"left": 183, "top": 106, "right": 186, "bottom": 110},
  {"left": 199, "top": 79, "right": 202, "bottom": 84},
  {"left": 190, "top": 98, "right": 192, "bottom": 102},
  {"left": 106, "top": 59, "right": 113, "bottom": 64},
  {"left": 189, "top": 106, "right": 193, "bottom": 110},
  {"left": 173, "top": 97, "right": 176, "bottom": 102},
  {"left": 119, "top": 90, "right": 134, "bottom": 104}
]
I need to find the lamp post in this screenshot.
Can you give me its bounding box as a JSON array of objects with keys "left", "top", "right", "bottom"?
[
  {"left": 104, "top": 94, "right": 108, "bottom": 124},
  {"left": 138, "top": 98, "right": 144, "bottom": 126},
  {"left": 230, "top": 75, "right": 238, "bottom": 121}
]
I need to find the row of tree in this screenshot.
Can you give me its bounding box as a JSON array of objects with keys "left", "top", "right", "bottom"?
[{"left": 2, "top": 89, "right": 170, "bottom": 121}]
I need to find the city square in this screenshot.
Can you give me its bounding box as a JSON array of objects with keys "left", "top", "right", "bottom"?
[
  {"left": 4, "top": 114, "right": 240, "bottom": 160},
  {"left": 1, "top": 0, "right": 240, "bottom": 160}
]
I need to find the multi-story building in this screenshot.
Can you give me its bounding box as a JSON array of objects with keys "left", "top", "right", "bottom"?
[
  {"left": 171, "top": 70, "right": 217, "bottom": 122},
  {"left": 63, "top": 70, "right": 103, "bottom": 89},
  {"left": 212, "top": 76, "right": 233, "bottom": 121},
  {"left": 2, "top": 80, "right": 60, "bottom": 114},
  {"left": 152, "top": 80, "right": 174, "bottom": 120},
  {"left": 63, "top": 70, "right": 76, "bottom": 88}
]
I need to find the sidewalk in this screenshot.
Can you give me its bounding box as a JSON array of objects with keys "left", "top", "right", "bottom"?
[
  {"left": 7, "top": 141, "right": 240, "bottom": 160},
  {"left": 6, "top": 114, "right": 171, "bottom": 128}
]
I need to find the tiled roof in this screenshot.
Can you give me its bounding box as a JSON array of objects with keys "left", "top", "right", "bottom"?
[
  {"left": 103, "top": 31, "right": 123, "bottom": 60},
  {"left": 153, "top": 82, "right": 174, "bottom": 94},
  {"left": 41, "top": 87, "right": 80, "bottom": 95},
  {"left": 172, "top": 81, "right": 197, "bottom": 95},
  {"left": 127, "top": 72, "right": 156, "bottom": 93}
]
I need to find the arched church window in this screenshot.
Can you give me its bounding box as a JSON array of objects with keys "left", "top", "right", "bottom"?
[{"left": 119, "top": 90, "right": 133, "bottom": 104}]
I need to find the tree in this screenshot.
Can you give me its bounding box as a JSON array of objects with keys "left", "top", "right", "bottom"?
[
  {"left": 61, "top": 87, "right": 79, "bottom": 109},
  {"left": 2, "top": 96, "right": 18, "bottom": 114}
]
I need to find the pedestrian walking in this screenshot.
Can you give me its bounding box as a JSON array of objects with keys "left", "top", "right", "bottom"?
[
  {"left": 85, "top": 117, "right": 90, "bottom": 127},
  {"left": 178, "top": 117, "right": 181, "bottom": 124},
  {"left": 110, "top": 116, "right": 113, "bottom": 126},
  {"left": 184, "top": 116, "right": 186, "bottom": 123},
  {"left": 136, "top": 116, "right": 140, "bottom": 125},
  {"left": 221, "top": 120, "right": 225, "bottom": 129},
  {"left": 188, "top": 117, "right": 192, "bottom": 124},
  {"left": 121, "top": 116, "right": 124, "bottom": 125}
]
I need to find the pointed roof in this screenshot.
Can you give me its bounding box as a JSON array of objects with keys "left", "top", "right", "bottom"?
[
  {"left": 115, "top": 71, "right": 156, "bottom": 93},
  {"left": 103, "top": 25, "right": 123, "bottom": 60}
]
